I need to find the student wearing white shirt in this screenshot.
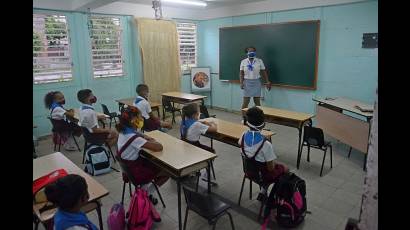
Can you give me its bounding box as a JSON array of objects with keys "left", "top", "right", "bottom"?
[
  {"left": 116, "top": 106, "right": 169, "bottom": 203},
  {"left": 133, "top": 84, "right": 172, "bottom": 131},
  {"left": 44, "top": 91, "right": 82, "bottom": 151},
  {"left": 239, "top": 47, "right": 272, "bottom": 117},
  {"left": 77, "top": 89, "right": 118, "bottom": 146}
]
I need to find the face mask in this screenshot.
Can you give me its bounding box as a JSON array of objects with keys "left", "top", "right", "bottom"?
[
  {"left": 89, "top": 96, "right": 97, "bottom": 104},
  {"left": 132, "top": 117, "right": 144, "bottom": 129},
  {"left": 60, "top": 99, "right": 66, "bottom": 105},
  {"left": 247, "top": 51, "right": 256, "bottom": 58}
]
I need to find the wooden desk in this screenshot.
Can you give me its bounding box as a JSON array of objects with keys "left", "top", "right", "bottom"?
[
  {"left": 162, "top": 92, "right": 207, "bottom": 123},
  {"left": 33, "top": 152, "right": 109, "bottom": 229},
  {"left": 115, "top": 97, "right": 161, "bottom": 117},
  {"left": 313, "top": 97, "right": 373, "bottom": 170},
  {"left": 201, "top": 118, "right": 276, "bottom": 147},
  {"left": 143, "top": 131, "right": 216, "bottom": 230},
  {"left": 242, "top": 106, "right": 314, "bottom": 169}
]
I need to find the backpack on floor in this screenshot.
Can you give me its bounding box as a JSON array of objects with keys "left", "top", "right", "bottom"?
[
  {"left": 107, "top": 203, "right": 126, "bottom": 230},
  {"left": 262, "top": 172, "right": 307, "bottom": 229},
  {"left": 127, "top": 188, "right": 161, "bottom": 230},
  {"left": 84, "top": 145, "right": 111, "bottom": 176}
]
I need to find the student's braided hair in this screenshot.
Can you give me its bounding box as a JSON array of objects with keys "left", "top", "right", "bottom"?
[
  {"left": 116, "top": 106, "right": 141, "bottom": 132},
  {"left": 44, "top": 174, "right": 88, "bottom": 211},
  {"left": 44, "top": 91, "right": 61, "bottom": 109}
]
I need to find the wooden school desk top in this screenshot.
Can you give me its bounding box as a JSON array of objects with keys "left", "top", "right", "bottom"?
[
  {"left": 201, "top": 118, "right": 275, "bottom": 140},
  {"left": 143, "top": 130, "right": 216, "bottom": 176},
  {"left": 313, "top": 97, "right": 373, "bottom": 118},
  {"left": 33, "top": 152, "right": 109, "bottom": 222},
  {"left": 242, "top": 106, "right": 314, "bottom": 122},
  {"left": 115, "top": 97, "right": 161, "bottom": 109},
  {"left": 162, "top": 91, "right": 207, "bottom": 101}
]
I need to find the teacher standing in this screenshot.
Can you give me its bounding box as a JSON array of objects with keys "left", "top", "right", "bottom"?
[{"left": 240, "top": 46, "right": 271, "bottom": 116}]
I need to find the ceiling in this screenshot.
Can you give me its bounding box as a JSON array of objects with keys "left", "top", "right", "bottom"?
[{"left": 33, "top": 0, "right": 370, "bottom": 20}]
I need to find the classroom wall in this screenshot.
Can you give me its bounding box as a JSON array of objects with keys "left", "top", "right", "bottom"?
[
  {"left": 191, "top": 1, "right": 378, "bottom": 115},
  {"left": 33, "top": 10, "right": 143, "bottom": 137}
]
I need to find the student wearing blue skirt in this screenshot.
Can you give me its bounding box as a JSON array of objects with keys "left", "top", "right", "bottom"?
[{"left": 239, "top": 47, "right": 271, "bottom": 118}]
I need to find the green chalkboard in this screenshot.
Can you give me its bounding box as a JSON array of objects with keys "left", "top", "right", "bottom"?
[{"left": 219, "top": 20, "right": 320, "bottom": 90}]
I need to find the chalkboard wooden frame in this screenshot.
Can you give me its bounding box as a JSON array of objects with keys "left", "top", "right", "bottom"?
[{"left": 219, "top": 20, "right": 321, "bottom": 90}]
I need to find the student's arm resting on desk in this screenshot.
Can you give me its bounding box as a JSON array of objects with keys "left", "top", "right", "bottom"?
[
  {"left": 200, "top": 120, "right": 217, "bottom": 133},
  {"left": 142, "top": 139, "right": 163, "bottom": 152}
]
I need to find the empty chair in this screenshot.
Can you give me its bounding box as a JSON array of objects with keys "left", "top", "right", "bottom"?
[
  {"left": 183, "top": 186, "right": 235, "bottom": 230},
  {"left": 101, "top": 104, "right": 119, "bottom": 129},
  {"left": 162, "top": 97, "right": 181, "bottom": 124},
  {"left": 48, "top": 117, "right": 81, "bottom": 152},
  {"left": 115, "top": 155, "right": 165, "bottom": 207},
  {"left": 300, "top": 126, "right": 333, "bottom": 176}
]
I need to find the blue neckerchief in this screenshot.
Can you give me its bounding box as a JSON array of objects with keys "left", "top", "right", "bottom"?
[
  {"left": 50, "top": 102, "right": 64, "bottom": 116},
  {"left": 244, "top": 130, "right": 263, "bottom": 146},
  {"left": 134, "top": 97, "right": 144, "bottom": 105},
  {"left": 180, "top": 118, "right": 197, "bottom": 137},
  {"left": 54, "top": 209, "right": 98, "bottom": 230},
  {"left": 81, "top": 105, "right": 94, "bottom": 111},
  {"left": 247, "top": 59, "right": 255, "bottom": 71},
  {"left": 123, "top": 126, "right": 137, "bottom": 135}
]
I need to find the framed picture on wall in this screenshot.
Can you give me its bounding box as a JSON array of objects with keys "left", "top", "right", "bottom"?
[{"left": 191, "top": 67, "right": 211, "bottom": 92}]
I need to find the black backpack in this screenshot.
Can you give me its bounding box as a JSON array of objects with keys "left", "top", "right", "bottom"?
[{"left": 262, "top": 172, "right": 307, "bottom": 229}]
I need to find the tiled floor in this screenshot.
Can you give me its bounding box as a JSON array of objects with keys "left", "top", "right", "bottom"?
[{"left": 34, "top": 108, "right": 365, "bottom": 230}]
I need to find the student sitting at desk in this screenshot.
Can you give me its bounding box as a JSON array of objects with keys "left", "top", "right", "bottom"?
[
  {"left": 134, "top": 84, "right": 172, "bottom": 131},
  {"left": 116, "top": 107, "right": 169, "bottom": 204},
  {"left": 180, "top": 103, "right": 217, "bottom": 182},
  {"left": 240, "top": 106, "right": 288, "bottom": 200},
  {"left": 44, "top": 91, "right": 82, "bottom": 151},
  {"left": 45, "top": 174, "right": 98, "bottom": 230},
  {"left": 77, "top": 89, "right": 118, "bottom": 146}
]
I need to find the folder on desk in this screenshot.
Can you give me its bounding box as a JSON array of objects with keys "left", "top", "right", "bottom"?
[{"left": 354, "top": 105, "right": 373, "bottom": 113}]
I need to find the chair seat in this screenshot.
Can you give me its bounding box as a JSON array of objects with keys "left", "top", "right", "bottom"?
[{"left": 189, "top": 194, "right": 231, "bottom": 218}]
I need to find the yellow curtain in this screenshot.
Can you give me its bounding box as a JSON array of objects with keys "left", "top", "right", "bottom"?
[{"left": 136, "top": 18, "right": 181, "bottom": 103}]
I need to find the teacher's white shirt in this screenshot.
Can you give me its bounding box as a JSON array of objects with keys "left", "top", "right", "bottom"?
[{"left": 240, "top": 57, "right": 265, "bottom": 80}]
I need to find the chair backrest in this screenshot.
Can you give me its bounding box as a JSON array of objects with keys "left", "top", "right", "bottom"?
[
  {"left": 199, "top": 105, "right": 210, "bottom": 119},
  {"left": 114, "top": 155, "right": 139, "bottom": 186},
  {"left": 182, "top": 186, "right": 211, "bottom": 212},
  {"left": 303, "top": 126, "right": 325, "bottom": 147},
  {"left": 162, "top": 98, "right": 173, "bottom": 111},
  {"left": 81, "top": 127, "right": 106, "bottom": 145},
  {"left": 47, "top": 117, "right": 68, "bottom": 133},
  {"left": 101, "top": 104, "right": 110, "bottom": 116},
  {"left": 240, "top": 155, "right": 264, "bottom": 184}
]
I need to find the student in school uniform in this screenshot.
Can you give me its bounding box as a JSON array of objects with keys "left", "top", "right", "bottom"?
[
  {"left": 180, "top": 103, "right": 217, "bottom": 182},
  {"left": 239, "top": 106, "right": 288, "bottom": 200},
  {"left": 77, "top": 89, "right": 118, "bottom": 146},
  {"left": 133, "top": 84, "right": 172, "bottom": 131},
  {"left": 239, "top": 46, "right": 272, "bottom": 119},
  {"left": 44, "top": 91, "right": 82, "bottom": 151},
  {"left": 45, "top": 174, "right": 98, "bottom": 230},
  {"left": 116, "top": 106, "right": 169, "bottom": 203}
]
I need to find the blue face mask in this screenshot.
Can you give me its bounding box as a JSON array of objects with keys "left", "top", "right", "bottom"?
[{"left": 247, "top": 51, "right": 256, "bottom": 58}]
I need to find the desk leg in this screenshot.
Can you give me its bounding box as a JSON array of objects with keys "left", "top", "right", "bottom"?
[
  {"left": 207, "top": 162, "right": 211, "bottom": 193},
  {"left": 157, "top": 107, "right": 160, "bottom": 118},
  {"left": 202, "top": 99, "right": 205, "bottom": 106},
  {"left": 177, "top": 179, "right": 182, "bottom": 230},
  {"left": 363, "top": 154, "right": 368, "bottom": 171},
  {"left": 96, "top": 201, "right": 103, "bottom": 230},
  {"left": 211, "top": 138, "right": 213, "bottom": 149}
]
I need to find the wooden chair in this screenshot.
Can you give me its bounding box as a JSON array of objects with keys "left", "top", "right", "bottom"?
[
  {"left": 183, "top": 186, "right": 235, "bottom": 230},
  {"left": 300, "top": 126, "right": 333, "bottom": 176}
]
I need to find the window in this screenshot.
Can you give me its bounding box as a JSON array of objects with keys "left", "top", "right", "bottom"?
[
  {"left": 33, "top": 14, "right": 72, "bottom": 84},
  {"left": 177, "top": 22, "right": 197, "bottom": 72},
  {"left": 89, "top": 16, "right": 124, "bottom": 78}
]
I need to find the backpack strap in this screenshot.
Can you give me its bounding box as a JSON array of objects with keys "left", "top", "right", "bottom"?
[
  {"left": 240, "top": 133, "right": 267, "bottom": 160},
  {"left": 117, "top": 134, "right": 141, "bottom": 157}
]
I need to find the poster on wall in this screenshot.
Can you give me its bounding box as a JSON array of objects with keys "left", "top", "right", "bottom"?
[{"left": 191, "top": 67, "right": 211, "bottom": 92}]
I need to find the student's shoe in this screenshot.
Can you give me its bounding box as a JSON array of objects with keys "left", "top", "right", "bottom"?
[{"left": 257, "top": 192, "right": 267, "bottom": 202}]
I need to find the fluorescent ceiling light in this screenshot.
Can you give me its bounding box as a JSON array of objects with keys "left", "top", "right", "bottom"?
[{"left": 162, "top": 0, "right": 207, "bottom": 7}]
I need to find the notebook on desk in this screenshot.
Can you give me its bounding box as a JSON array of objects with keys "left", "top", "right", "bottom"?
[{"left": 354, "top": 104, "right": 373, "bottom": 113}]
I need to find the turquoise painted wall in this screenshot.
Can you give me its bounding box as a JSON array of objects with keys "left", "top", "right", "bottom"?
[
  {"left": 193, "top": 1, "right": 378, "bottom": 115},
  {"left": 33, "top": 10, "right": 142, "bottom": 136}
]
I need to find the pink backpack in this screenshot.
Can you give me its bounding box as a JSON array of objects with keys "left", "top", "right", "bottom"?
[
  {"left": 127, "top": 188, "right": 161, "bottom": 230},
  {"left": 107, "top": 203, "right": 126, "bottom": 230}
]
